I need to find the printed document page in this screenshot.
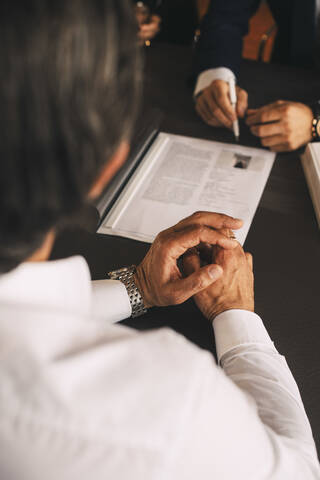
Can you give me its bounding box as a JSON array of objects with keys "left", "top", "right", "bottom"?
[
  {"left": 98, "top": 133, "right": 275, "bottom": 245},
  {"left": 301, "top": 143, "right": 320, "bottom": 227}
]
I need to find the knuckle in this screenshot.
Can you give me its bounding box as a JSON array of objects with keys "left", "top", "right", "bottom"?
[
  {"left": 282, "top": 118, "right": 290, "bottom": 129},
  {"left": 238, "top": 88, "right": 248, "bottom": 100},
  {"left": 188, "top": 223, "right": 204, "bottom": 238},
  {"left": 212, "top": 79, "right": 223, "bottom": 88},
  {"left": 192, "top": 211, "right": 203, "bottom": 220},
  {"left": 190, "top": 276, "right": 205, "bottom": 292},
  {"left": 282, "top": 105, "right": 290, "bottom": 116},
  {"left": 220, "top": 213, "right": 230, "bottom": 226},
  {"left": 155, "top": 231, "right": 167, "bottom": 247},
  {"left": 195, "top": 224, "right": 205, "bottom": 236},
  {"left": 155, "top": 232, "right": 162, "bottom": 244}
]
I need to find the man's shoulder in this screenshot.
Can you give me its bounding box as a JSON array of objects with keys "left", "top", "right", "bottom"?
[
  {"left": 0, "top": 319, "right": 218, "bottom": 478},
  {"left": 1, "top": 319, "right": 217, "bottom": 437},
  {"left": 87, "top": 326, "right": 217, "bottom": 442}
]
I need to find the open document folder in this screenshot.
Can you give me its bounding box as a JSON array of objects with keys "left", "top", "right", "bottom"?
[{"left": 97, "top": 133, "right": 275, "bottom": 245}]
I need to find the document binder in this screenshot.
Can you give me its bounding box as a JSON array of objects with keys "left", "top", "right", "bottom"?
[{"left": 95, "top": 109, "right": 162, "bottom": 228}]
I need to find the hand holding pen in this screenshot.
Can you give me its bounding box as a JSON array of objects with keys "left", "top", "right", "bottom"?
[
  {"left": 135, "top": 2, "right": 161, "bottom": 47},
  {"left": 195, "top": 79, "right": 248, "bottom": 141}
]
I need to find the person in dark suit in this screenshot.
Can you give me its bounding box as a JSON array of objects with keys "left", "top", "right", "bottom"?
[{"left": 194, "top": 0, "right": 320, "bottom": 152}]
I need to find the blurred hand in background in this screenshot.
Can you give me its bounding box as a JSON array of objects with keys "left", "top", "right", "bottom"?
[{"left": 135, "top": 2, "right": 161, "bottom": 43}]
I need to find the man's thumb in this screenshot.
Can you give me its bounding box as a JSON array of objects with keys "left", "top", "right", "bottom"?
[
  {"left": 207, "top": 264, "right": 223, "bottom": 281},
  {"left": 174, "top": 264, "right": 223, "bottom": 303}
]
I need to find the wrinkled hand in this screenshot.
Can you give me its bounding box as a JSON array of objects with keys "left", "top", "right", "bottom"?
[
  {"left": 183, "top": 242, "right": 254, "bottom": 322},
  {"left": 138, "top": 14, "right": 161, "bottom": 42},
  {"left": 195, "top": 80, "right": 248, "bottom": 129},
  {"left": 246, "top": 100, "right": 313, "bottom": 152},
  {"left": 135, "top": 212, "right": 243, "bottom": 308}
]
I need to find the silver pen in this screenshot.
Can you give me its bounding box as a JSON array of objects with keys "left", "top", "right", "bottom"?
[{"left": 228, "top": 77, "right": 240, "bottom": 142}]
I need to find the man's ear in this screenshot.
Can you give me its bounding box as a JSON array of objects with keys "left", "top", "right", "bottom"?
[{"left": 88, "top": 141, "right": 130, "bottom": 199}]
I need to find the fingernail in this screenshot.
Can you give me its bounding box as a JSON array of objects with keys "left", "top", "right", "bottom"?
[{"left": 209, "top": 265, "right": 222, "bottom": 280}]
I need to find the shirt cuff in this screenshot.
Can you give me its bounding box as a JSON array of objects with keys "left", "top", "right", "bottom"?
[
  {"left": 194, "top": 67, "right": 236, "bottom": 98},
  {"left": 213, "top": 309, "right": 276, "bottom": 363},
  {"left": 91, "top": 279, "right": 132, "bottom": 324}
]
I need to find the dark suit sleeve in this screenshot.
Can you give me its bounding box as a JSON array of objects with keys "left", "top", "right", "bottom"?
[{"left": 194, "top": 0, "right": 259, "bottom": 78}]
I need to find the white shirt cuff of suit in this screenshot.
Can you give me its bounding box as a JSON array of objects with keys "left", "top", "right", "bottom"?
[
  {"left": 213, "top": 309, "right": 276, "bottom": 363},
  {"left": 194, "top": 67, "right": 236, "bottom": 98},
  {"left": 91, "top": 279, "right": 132, "bottom": 323}
]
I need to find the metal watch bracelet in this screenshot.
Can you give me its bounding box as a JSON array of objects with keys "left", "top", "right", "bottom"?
[
  {"left": 311, "top": 100, "right": 320, "bottom": 141},
  {"left": 108, "top": 265, "right": 147, "bottom": 318}
]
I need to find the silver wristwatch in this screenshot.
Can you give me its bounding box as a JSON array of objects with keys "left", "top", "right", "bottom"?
[{"left": 108, "top": 265, "right": 147, "bottom": 318}]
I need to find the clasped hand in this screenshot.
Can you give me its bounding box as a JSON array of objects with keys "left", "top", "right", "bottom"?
[
  {"left": 135, "top": 212, "right": 254, "bottom": 320},
  {"left": 195, "top": 80, "right": 313, "bottom": 152}
]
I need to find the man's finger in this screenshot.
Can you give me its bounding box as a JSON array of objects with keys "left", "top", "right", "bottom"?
[
  {"left": 140, "top": 23, "right": 160, "bottom": 33},
  {"left": 196, "top": 93, "right": 225, "bottom": 127},
  {"left": 270, "top": 143, "right": 291, "bottom": 153},
  {"left": 174, "top": 211, "right": 243, "bottom": 232},
  {"left": 210, "top": 106, "right": 233, "bottom": 129},
  {"left": 246, "top": 105, "right": 282, "bottom": 126},
  {"left": 205, "top": 90, "right": 233, "bottom": 127},
  {"left": 212, "top": 82, "right": 236, "bottom": 122},
  {"left": 236, "top": 88, "right": 248, "bottom": 118},
  {"left": 260, "top": 134, "right": 285, "bottom": 148},
  {"left": 165, "top": 225, "right": 238, "bottom": 260},
  {"left": 139, "top": 27, "right": 159, "bottom": 40},
  {"left": 182, "top": 248, "right": 201, "bottom": 276},
  {"left": 245, "top": 252, "right": 253, "bottom": 270},
  {"left": 247, "top": 108, "right": 258, "bottom": 116},
  {"left": 171, "top": 264, "right": 223, "bottom": 304},
  {"left": 196, "top": 94, "right": 218, "bottom": 124},
  {"left": 250, "top": 121, "right": 283, "bottom": 138}
]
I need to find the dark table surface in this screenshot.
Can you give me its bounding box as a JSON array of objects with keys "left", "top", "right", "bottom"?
[{"left": 52, "top": 44, "right": 320, "bottom": 452}]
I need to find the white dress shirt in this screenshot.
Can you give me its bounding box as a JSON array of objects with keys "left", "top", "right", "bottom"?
[
  {"left": 194, "top": 67, "right": 236, "bottom": 97},
  {"left": 0, "top": 256, "right": 319, "bottom": 480}
]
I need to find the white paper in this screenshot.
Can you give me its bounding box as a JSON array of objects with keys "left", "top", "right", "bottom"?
[
  {"left": 301, "top": 143, "right": 320, "bottom": 227},
  {"left": 98, "top": 133, "right": 275, "bottom": 245}
]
